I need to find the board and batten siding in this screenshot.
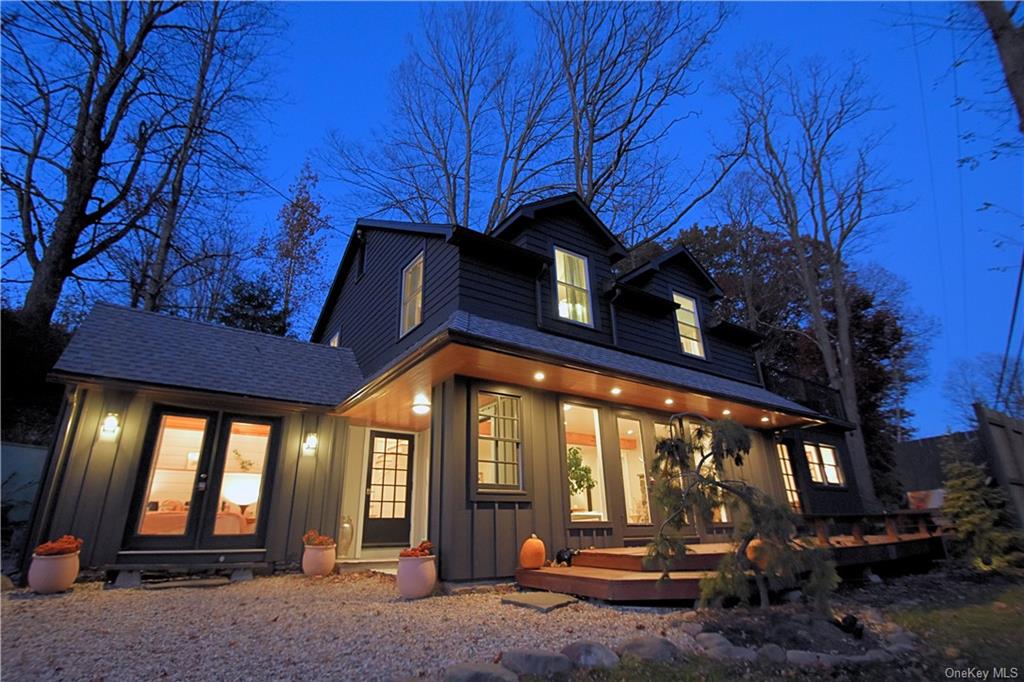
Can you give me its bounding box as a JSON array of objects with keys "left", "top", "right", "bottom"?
[
  {"left": 316, "top": 229, "right": 460, "bottom": 376},
  {"left": 33, "top": 386, "right": 348, "bottom": 569},
  {"left": 428, "top": 374, "right": 795, "bottom": 581}
]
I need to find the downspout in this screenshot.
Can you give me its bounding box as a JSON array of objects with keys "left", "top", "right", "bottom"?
[
  {"left": 609, "top": 288, "right": 621, "bottom": 346},
  {"left": 535, "top": 263, "right": 548, "bottom": 328},
  {"left": 19, "top": 385, "right": 84, "bottom": 583}
]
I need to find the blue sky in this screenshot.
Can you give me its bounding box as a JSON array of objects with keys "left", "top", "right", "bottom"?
[{"left": 236, "top": 2, "right": 1020, "bottom": 438}]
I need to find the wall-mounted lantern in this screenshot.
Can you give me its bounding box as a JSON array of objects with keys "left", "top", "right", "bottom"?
[
  {"left": 412, "top": 393, "right": 431, "bottom": 415},
  {"left": 99, "top": 413, "right": 120, "bottom": 440},
  {"left": 303, "top": 432, "right": 319, "bottom": 456}
]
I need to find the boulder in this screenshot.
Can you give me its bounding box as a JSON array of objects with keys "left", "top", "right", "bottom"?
[
  {"left": 786, "top": 650, "right": 835, "bottom": 669},
  {"left": 670, "top": 621, "right": 703, "bottom": 636},
  {"left": 500, "top": 649, "right": 572, "bottom": 678},
  {"left": 0, "top": 574, "right": 15, "bottom": 592},
  {"left": 695, "top": 632, "right": 731, "bottom": 650},
  {"left": 616, "top": 636, "right": 685, "bottom": 663},
  {"left": 757, "top": 643, "right": 787, "bottom": 665},
  {"left": 561, "top": 641, "right": 619, "bottom": 670},
  {"left": 443, "top": 663, "right": 518, "bottom": 682},
  {"left": 678, "top": 609, "right": 701, "bottom": 622},
  {"left": 706, "top": 645, "right": 757, "bottom": 663}
]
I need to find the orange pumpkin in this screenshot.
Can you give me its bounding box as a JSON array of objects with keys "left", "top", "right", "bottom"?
[
  {"left": 519, "top": 533, "right": 546, "bottom": 569},
  {"left": 745, "top": 538, "right": 770, "bottom": 571}
]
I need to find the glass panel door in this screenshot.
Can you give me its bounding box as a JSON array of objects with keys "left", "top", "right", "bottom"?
[
  {"left": 137, "top": 414, "right": 210, "bottom": 536},
  {"left": 564, "top": 404, "right": 608, "bottom": 522},
  {"left": 617, "top": 418, "right": 651, "bottom": 525},
  {"left": 212, "top": 421, "right": 272, "bottom": 536}
]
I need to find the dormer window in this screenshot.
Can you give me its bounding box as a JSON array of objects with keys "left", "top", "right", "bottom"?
[
  {"left": 400, "top": 252, "right": 424, "bottom": 337},
  {"left": 554, "top": 247, "right": 592, "bottom": 325},
  {"left": 673, "top": 293, "right": 705, "bottom": 358}
]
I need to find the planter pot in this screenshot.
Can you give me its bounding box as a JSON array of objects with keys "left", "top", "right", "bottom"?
[
  {"left": 397, "top": 555, "right": 437, "bottom": 599},
  {"left": 28, "top": 552, "right": 80, "bottom": 594},
  {"left": 302, "top": 544, "right": 337, "bottom": 577}
]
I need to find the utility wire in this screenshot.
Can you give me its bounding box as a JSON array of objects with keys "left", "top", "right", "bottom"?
[
  {"left": 950, "top": 29, "right": 970, "bottom": 358},
  {"left": 995, "top": 248, "right": 1024, "bottom": 408}
]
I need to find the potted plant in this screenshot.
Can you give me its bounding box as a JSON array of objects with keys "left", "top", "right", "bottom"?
[
  {"left": 397, "top": 540, "right": 436, "bottom": 599},
  {"left": 28, "top": 535, "right": 83, "bottom": 594},
  {"left": 301, "top": 529, "right": 336, "bottom": 577}
]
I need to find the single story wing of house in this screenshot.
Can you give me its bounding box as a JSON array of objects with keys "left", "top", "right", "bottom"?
[{"left": 26, "top": 192, "right": 870, "bottom": 581}]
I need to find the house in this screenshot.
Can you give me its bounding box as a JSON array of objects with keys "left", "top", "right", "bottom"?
[{"left": 25, "top": 193, "right": 873, "bottom": 583}]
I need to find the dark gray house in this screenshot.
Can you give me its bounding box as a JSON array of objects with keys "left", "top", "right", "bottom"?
[{"left": 27, "top": 193, "right": 871, "bottom": 582}]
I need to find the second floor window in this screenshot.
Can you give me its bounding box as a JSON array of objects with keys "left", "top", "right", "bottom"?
[
  {"left": 554, "top": 247, "right": 592, "bottom": 325},
  {"left": 400, "top": 252, "right": 424, "bottom": 336},
  {"left": 804, "top": 442, "right": 845, "bottom": 486},
  {"left": 674, "top": 293, "right": 705, "bottom": 358}
]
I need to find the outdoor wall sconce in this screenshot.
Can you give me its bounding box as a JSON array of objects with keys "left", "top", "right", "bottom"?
[
  {"left": 303, "top": 433, "right": 319, "bottom": 456},
  {"left": 412, "top": 393, "right": 431, "bottom": 415},
  {"left": 99, "top": 413, "right": 120, "bottom": 440}
]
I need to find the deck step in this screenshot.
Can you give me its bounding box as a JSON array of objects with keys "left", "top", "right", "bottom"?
[
  {"left": 516, "top": 566, "right": 711, "bottom": 602},
  {"left": 572, "top": 545, "right": 728, "bottom": 572}
]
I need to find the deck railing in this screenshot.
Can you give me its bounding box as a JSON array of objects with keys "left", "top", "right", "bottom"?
[
  {"left": 763, "top": 368, "right": 847, "bottom": 421},
  {"left": 797, "top": 510, "right": 945, "bottom": 546}
]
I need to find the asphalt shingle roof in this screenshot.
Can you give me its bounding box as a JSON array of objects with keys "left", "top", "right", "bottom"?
[
  {"left": 53, "top": 303, "right": 364, "bottom": 406},
  {"left": 443, "top": 311, "right": 820, "bottom": 417}
]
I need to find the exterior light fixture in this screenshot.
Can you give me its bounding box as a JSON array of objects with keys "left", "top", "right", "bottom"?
[
  {"left": 610, "top": 387, "right": 622, "bottom": 396},
  {"left": 99, "top": 413, "right": 120, "bottom": 440},
  {"left": 303, "top": 433, "right": 319, "bottom": 456},
  {"left": 563, "top": 404, "right": 572, "bottom": 412},
  {"left": 533, "top": 371, "right": 546, "bottom": 381},
  {"left": 722, "top": 409, "right": 731, "bottom": 416},
  {"left": 760, "top": 416, "right": 770, "bottom": 423},
  {"left": 664, "top": 398, "right": 674, "bottom": 406},
  {"left": 412, "top": 393, "right": 431, "bottom": 415}
]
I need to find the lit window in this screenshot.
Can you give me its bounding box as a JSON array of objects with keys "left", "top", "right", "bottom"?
[
  {"left": 565, "top": 404, "right": 607, "bottom": 521},
  {"left": 804, "top": 442, "right": 845, "bottom": 487},
  {"left": 617, "top": 418, "right": 651, "bottom": 525},
  {"left": 776, "top": 443, "right": 802, "bottom": 513},
  {"left": 688, "top": 421, "right": 729, "bottom": 523},
  {"left": 554, "top": 247, "right": 592, "bottom": 325},
  {"left": 654, "top": 421, "right": 690, "bottom": 525},
  {"left": 673, "top": 293, "right": 705, "bottom": 358},
  {"left": 328, "top": 331, "right": 340, "bottom": 347},
  {"left": 477, "top": 392, "right": 521, "bottom": 489},
  {"left": 400, "top": 252, "right": 424, "bottom": 336}
]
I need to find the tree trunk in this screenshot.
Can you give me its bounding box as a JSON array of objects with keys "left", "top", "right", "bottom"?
[{"left": 978, "top": 1, "right": 1024, "bottom": 134}]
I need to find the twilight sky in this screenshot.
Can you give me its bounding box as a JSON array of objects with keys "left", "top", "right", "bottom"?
[{"left": 10, "top": 2, "right": 1015, "bottom": 438}]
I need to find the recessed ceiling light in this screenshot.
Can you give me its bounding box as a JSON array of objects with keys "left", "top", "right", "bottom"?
[
  {"left": 610, "top": 387, "right": 622, "bottom": 396},
  {"left": 533, "top": 371, "right": 545, "bottom": 381},
  {"left": 664, "top": 398, "right": 674, "bottom": 405},
  {"left": 722, "top": 409, "right": 731, "bottom": 416},
  {"left": 760, "top": 416, "right": 770, "bottom": 423}
]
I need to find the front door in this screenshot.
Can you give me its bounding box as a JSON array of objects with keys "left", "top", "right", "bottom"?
[
  {"left": 362, "top": 431, "right": 414, "bottom": 547},
  {"left": 125, "top": 407, "right": 279, "bottom": 551}
]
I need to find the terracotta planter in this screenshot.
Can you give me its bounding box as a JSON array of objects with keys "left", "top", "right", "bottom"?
[
  {"left": 28, "top": 552, "right": 80, "bottom": 594},
  {"left": 397, "top": 555, "right": 436, "bottom": 599},
  {"left": 302, "top": 544, "right": 337, "bottom": 577}
]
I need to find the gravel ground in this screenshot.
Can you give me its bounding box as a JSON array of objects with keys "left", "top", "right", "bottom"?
[{"left": 2, "top": 572, "right": 697, "bottom": 681}]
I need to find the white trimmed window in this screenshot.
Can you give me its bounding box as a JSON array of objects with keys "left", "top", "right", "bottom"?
[
  {"left": 400, "top": 252, "right": 424, "bottom": 336},
  {"left": 804, "top": 442, "right": 845, "bottom": 486},
  {"left": 673, "top": 293, "right": 705, "bottom": 357},
  {"left": 477, "top": 392, "right": 522, "bottom": 489},
  {"left": 776, "top": 443, "right": 803, "bottom": 512},
  {"left": 554, "top": 247, "right": 592, "bottom": 325}
]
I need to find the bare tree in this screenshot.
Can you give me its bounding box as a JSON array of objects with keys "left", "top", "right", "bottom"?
[
  {"left": 1, "top": 2, "right": 186, "bottom": 333},
  {"left": 977, "top": 1, "right": 1024, "bottom": 134},
  {"left": 944, "top": 352, "right": 1024, "bottom": 427},
  {"left": 728, "top": 51, "right": 905, "bottom": 511},
  {"left": 534, "top": 2, "right": 745, "bottom": 245}
]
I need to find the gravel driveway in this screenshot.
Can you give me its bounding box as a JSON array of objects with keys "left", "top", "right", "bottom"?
[{"left": 2, "top": 572, "right": 694, "bottom": 680}]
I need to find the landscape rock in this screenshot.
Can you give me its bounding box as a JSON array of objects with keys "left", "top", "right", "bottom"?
[
  {"left": 444, "top": 663, "right": 517, "bottom": 682},
  {"left": 1, "top": 574, "right": 15, "bottom": 592},
  {"left": 786, "top": 650, "right": 835, "bottom": 669},
  {"left": 616, "top": 636, "right": 685, "bottom": 663},
  {"left": 678, "top": 610, "right": 701, "bottom": 622},
  {"left": 561, "top": 641, "right": 618, "bottom": 670},
  {"left": 669, "top": 621, "right": 703, "bottom": 636},
  {"left": 706, "top": 645, "right": 757, "bottom": 663},
  {"left": 694, "top": 632, "right": 731, "bottom": 650},
  {"left": 757, "top": 643, "right": 787, "bottom": 665},
  {"left": 499, "top": 649, "right": 572, "bottom": 678}
]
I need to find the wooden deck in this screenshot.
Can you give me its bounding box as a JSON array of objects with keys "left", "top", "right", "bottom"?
[{"left": 516, "top": 533, "right": 946, "bottom": 602}]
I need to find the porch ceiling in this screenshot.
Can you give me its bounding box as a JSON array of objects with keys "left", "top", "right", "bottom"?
[{"left": 338, "top": 341, "right": 821, "bottom": 431}]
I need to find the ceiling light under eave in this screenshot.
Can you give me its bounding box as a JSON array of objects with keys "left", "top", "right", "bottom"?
[
  {"left": 610, "top": 387, "right": 622, "bottom": 396},
  {"left": 722, "top": 409, "right": 731, "bottom": 416},
  {"left": 412, "top": 393, "right": 431, "bottom": 415},
  {"left": 664, "top": 398, "right": 674, "bottom": 406},
  {"left": 533, "top": 371, "right": 545, "bottom": 381},
  {"left": 760, "top": 416, "right": 771, "bottom": 423}
]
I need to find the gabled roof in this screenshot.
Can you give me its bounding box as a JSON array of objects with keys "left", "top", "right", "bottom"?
[
  {"left": 616, "top": 242, "right": 724, "bottom": 298},
  {"left": 53, "top": 303, "right": 364, "bottom": 407},
  {"left": 488, "top": 192, "right": 628, "bottom": 258}
]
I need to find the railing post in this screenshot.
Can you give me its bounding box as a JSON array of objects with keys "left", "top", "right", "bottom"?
[
  {"left": 814, "top": 518, "right": 830, "bottom": 547},
  {"left": 851, "top": 520, "right": 866, "bottom": 545},
  {"left": 884, "top": 516, "right": 899, "bottom": 541},
  {"left": 916, "top": 514, "right": 929, "bottom": 536}
]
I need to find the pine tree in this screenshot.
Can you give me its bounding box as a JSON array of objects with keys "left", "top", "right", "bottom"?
[
  {"left": 216, "top": 276, "right": 288, "bottom": 336},
  {"left": 941, "top": 440, "right": 1024, "bottom": 572}
]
